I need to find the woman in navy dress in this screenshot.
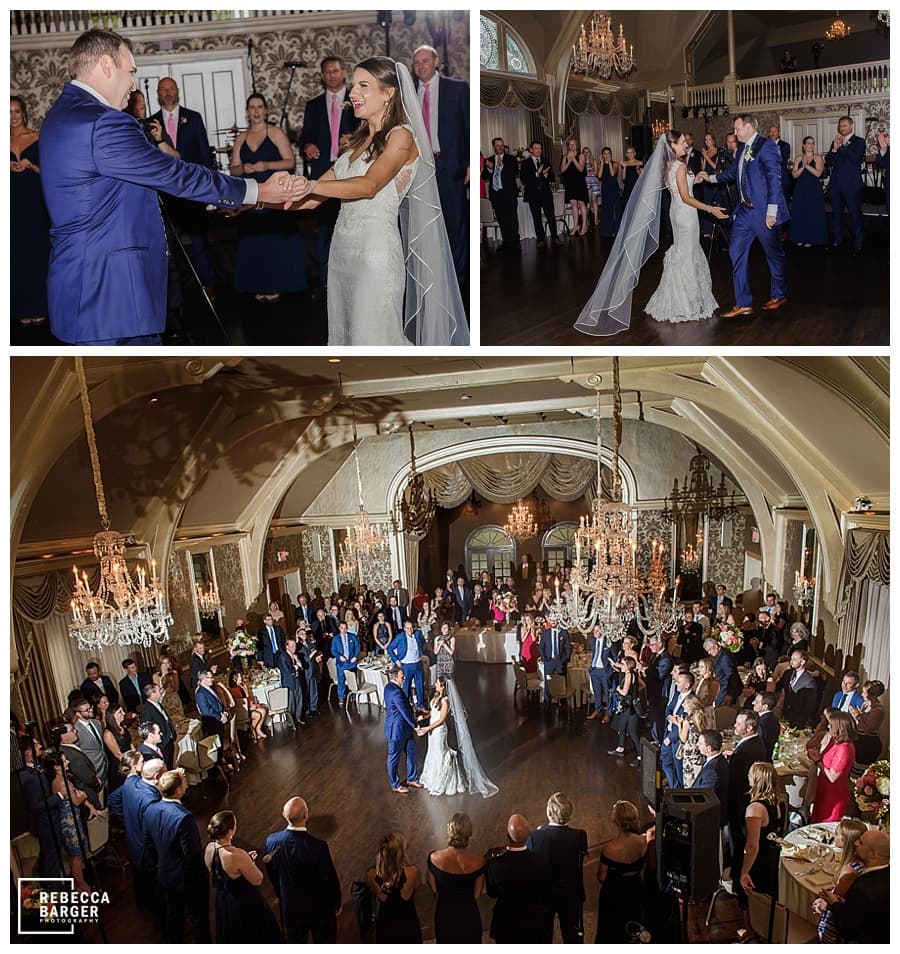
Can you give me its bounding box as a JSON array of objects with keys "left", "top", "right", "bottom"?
[
  {"left": 367, "top": 832, "right": 423, "bottom": 942},
  {"left": 598, "top": 147, "right": 622, "bottom": 237},
  {"left": 619, "top": 146, "right": 643, "bottom": 206},
  {"left": 10, "top": 95, "right": 50, "bottom": 326},
  {"left": 789, "top": 136, "right": 828, "bottom": 246},
  {"left": 205, "top": 811, "right": 282, "bottom": 942},
  {"left": 427, "top": 813, "right": 485, "bottom": 943},
  {"left": 230, "top": 93, "right": 306, "bottom": 302}
]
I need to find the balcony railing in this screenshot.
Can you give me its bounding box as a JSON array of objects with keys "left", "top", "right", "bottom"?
[
  {"left": 10, "top": 10, "right": 324, "bottom": 36},
  {"left": 689, "top": 60, "right": 889, "bottom": 110}
]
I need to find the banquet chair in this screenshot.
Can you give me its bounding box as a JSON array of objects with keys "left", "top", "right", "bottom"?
[
  {"left": 705, "top": 866, "right": 735, "bottom": 926},
  {"left": 11, "top": 832, "right": 39, "bottom": 879},
  {"left": 747, "top": 891, "right": 819, "bottom": 944},
  {"left": 346, "top": 668, "right": 380, "bottom": 709},
  {"left": 552, "top": 190, "right": 570, "bottom": 236},
  {"left": 548, "top": 673, "right": 578, "bottom": 707},
  {"left": 513, "top": 661, "right": 542, "bottom": 704},
  {"left": 266, "top": 686, "right": 290, "bottom": 730},
  {"left": 326, "top": 658, "right": 339, "bottom": 704},
  {"left": 177, "top": 731, "right": 227, "bottom": 794},
  {"left": 232, "top": 696, "right": 251, "bottom": 734},
  {"left": 480, "top": 198, "right": 500, "bottom": 242},
  {"left": 713, "top": 705, "right": 738, "bottom": 731}
]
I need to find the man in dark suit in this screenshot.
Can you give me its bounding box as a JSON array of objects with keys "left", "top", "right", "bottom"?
[
  {"left": 470, "top": 582, "right": 491, "bottom": 625},
  {"left": 39, "top": 30, "right": 299, "bottom": 344},
  {"left": 140, "top": 683, "right": 177, "bottom": 767},
  {"left": 704, "top": 638, "right": 743, "bottom": 706},
  {"left": 386, "top": 594, "right": 408, "bottom": 634},
  {"left": 825, "top": 829, "right": 889, "bottom": 942},
  {"left": 80, "top": 661, "right": 120, "bottom": 707},
  {"left": 53, "top": 718, "right": 104, "bottom": 810},
  {"left": 312, "top": 606, "right": 339, "bottom": 642},
  {"left": 295, "top": 593, "right": 314, "bottom": 627},
  {"left": 142, "top": 768, "right": 210, "bottom": 942},
  {"left": 725, "top": 710, "right": 766, "bottom": 873},
  {"left": 767, "top": 124, "right": 792, "bottom": 195},
  {"left": 299, "top": 56, "right": 356, "bottom": 286},
  {"left": 195, "top": 670, "right": 230, "bottom": 757},
  {"left": 72, "top": 696, "right": 109, "bottom": 781},
  {"left": 188, "top": 638, "right": 210, "bottom": 691},
  {"left": 277, "top": 638, "right": 307, "bottom": 728},
  {"left": 138, "top": 722, "right": 168, "bottom": 767},
  {"left": 382, "top": 666, "right": 425, "bottom": 794},
  {"left": 661, "top": 670, "right": 695, "bottom": 788},
  {"left": 825, "top": 115, "right": 866, "bottom": 253},
  {"left": 676, "top": 610, "right": 705, "bottom": 665},
  {"left": 519, "top": 141, "right": 562, "bottom": 248},
  {"left": 451, "top": 575, "right": 473, "bottom": 624},
  {"left": 692, "top": 729, "right": 730, "bottom": 827},
  {"left": 708, "top": 583, "right": 734, "bottom": 621},
  {"left": 684, "top": 133, "right": 703, "bottom": 175},
  {"left": 258, "top": 613, "right": 287, "bottom": 669},
  {"left": 539, "top": 621, "right": 572, "bottom": 703},
  {"left": 778, "top": 650, "right": 819, "bottom": 728},
  {"left": 643, "top": 634, "right": 675, "bottom": 743},
  {"left": 412, "top": 45, "right": 469, "bottom": 283},
  {"left": 486, "top": 813, "right": 553, "bottom": 942},
  {"left": 18, "top": 736, "right": 64, "bottom": 877},
  {"left": 265, "top": 796, "right": 343, "bottom": 941},
  {"left": 119, "top": 657, "right": 152, "bottom": 712},
  {"left": 526, "top": 792, "right": 588, "bottom": 943},
  {"left": 586, "top": 623, "right": 615, "bottom": 721},
  {"left": 753, "top": 691, "right": 780, "bottom": 761},
  {"left": 482, "top": 137, "right": 521, "bottom": 253},
  {"left": 150, "top": 76, "right": 215, "bottom": 289}
]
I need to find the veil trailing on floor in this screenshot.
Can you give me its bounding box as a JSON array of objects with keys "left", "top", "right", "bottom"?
[
  {"left": 574, "top": 132, "right": 675, "bottom": 336},
  {"left": 445, "top": 678, "right": 498, "bottom": 798},
  {"left": 395, "top": 62, "right": 469, "bottom": 346}
]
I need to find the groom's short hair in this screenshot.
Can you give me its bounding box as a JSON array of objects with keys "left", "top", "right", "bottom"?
[
  {"left": 736, "top": 113, "right": 759, "bottom": 130},
  {"left": 389, "top": 664, "right": 404, "bottom": 679}
]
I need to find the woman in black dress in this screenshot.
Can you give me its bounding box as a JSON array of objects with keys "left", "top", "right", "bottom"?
[
  {"left": 204, "top": 811, "right": 282, "bottom": 942},
  {"left": 427, "top": 813, "right": 485, "bottom": 943},
  {"left": 366, "top": 832, "right": 423, "bottom": 942},
  {"left": 102, "top": 702, "right": 133, "bottom": 791},
  {"left": 560, "top": 137, "right": 589, "bottom": 236},
  {"left": 607, "top": 657, "right": 643, "bottom": 766},
  {"left": 595, "top": 800, "right": 649, "bottom": 942}
]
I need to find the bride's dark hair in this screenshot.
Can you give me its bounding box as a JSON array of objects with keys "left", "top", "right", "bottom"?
[
  {"left": 341, "top": 56, "right": 407, "bottom": 162},
  {"left": 665, "top": 128, "right": 683, "bottom": 147}
]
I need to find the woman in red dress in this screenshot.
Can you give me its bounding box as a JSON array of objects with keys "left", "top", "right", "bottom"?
[
  {"left": 519, "top": 613, "right": 539, "bottom": 673},
  {"left": 810, "top": 710, "right": 856, "bottom": 822}
]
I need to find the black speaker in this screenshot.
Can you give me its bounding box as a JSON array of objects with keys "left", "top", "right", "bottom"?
[
  {"left": 640, "top": 739, "right": 661, "bottom": 807},
  {"left": 656, "top": 788, "right": 721, "bottom": 900},
  {"left": 630, "top": 125, "right": 652, "bottom": 161}
]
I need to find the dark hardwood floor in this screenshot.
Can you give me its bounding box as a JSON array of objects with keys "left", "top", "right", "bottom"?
[
  {"left": 59, "top": 661, "right": 743, "bottom": 945},
  {"left": 480, "top": 211, "right": 889, "bottom": 346}
]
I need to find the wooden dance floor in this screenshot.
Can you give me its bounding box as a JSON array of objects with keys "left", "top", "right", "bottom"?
[
  {"left": 480, "top": 215, "right": 889, "bottom": 346},
  {"left": 74, "top": 662, "right": 743, "bottom": 944}
]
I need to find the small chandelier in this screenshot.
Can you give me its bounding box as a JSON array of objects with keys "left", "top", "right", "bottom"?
[
  {"left": 662, "top": 449, "right": 739, "bottom": 524},
  {"left": 826, "top": 11, "right": 850, "bottom": 40},
  {"left": 397, "top": 425, "right": 436, "bottom": 540},
  {"left": 681, "top": 528, "right": 703, "bottom": 575},
  {"left": 69, "top": 358, "right": 172, "bottom": 652},
  {"left": 195, "top": 580, "right": 222, "bottom": 616},
  {"left": 571, "top": 12, "right": 635, "bottom": 80},
  {"left": 503, "top": 499, "right": 539, "bottom": 542},
  {"left": 793, "top": 572, "right": 815, "bottom": 612},
  {"left": 652, "top": 118, "right": 670, "bottom": 139}
]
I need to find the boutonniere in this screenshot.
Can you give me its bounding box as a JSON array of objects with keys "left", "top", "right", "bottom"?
[
  {"left": 179, "top": 115, "right": 188, "bottom": 126},
  {"left": 744, "top": 143, "right": 756, "bottom": 163}
]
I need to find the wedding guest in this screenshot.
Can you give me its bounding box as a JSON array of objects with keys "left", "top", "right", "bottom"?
[
  {"left": 704, "top": 638, "right": 742, "bottom": 706},
  {"left": 753, "top": 691, "right": 780, "bottom": 760},
  {"left": 102, "top": 702, "right": 133, "bottom": 790},
  {"left": 519, "top": 141, "right": 562, "bottom": 248},
  {"left": 228, "top": 670, "right": 268, "bottom": 741},
  {"left": 874, "top": 130, "right": 889, "bottom": 207},
  {"left": 810, "top": 709, "right": 856, "bottom": 822},
  {"left": 519, "top": 613, "right": 540, "bottom": 673},
  {"left": 741, "top": 657, "right": 773, "bottom": 708},
  {"left": 608, "top": 657, "right": 643, "bottom": 766},
  {"left": 678, "top": 695, "right": 707, "bottom": 787},
  {"left": 594, "top": 800, "right": 648, "bottom": 943},
  {"left": 372, "top": 610, "right": 393, "bottom": 654},
  {"left": 779, "top": 49, "right": 798, "bottom": 73},
  {"left": 619, "top": 145, "right": 643, "bottom": 206},
  {"left": 427, "top": 813, "right": 485, "bottom": 943},
  {"left": 676, "top": 609, "right": 704, "bottom": 664},
  {"left": 683, "top": 132, "right": 703, "bottom": 174},
  {"left": 126, "top": 90, "right": 177, "bottom": 156},
  {"left": 482, "top": 137, "right": 521, "bottom": 253},
  {"left": 583, "top": 147, "right": 601, "bottom": 227},
  {"left": 819, "top": 829, "right": 890, "bottom": 943},
  {"left": 42, "top": 751, "right": 101, "bottom": 892},
  {"left": 367, "top": 832, "right": 423, "bottom": 942},
  {"left": 811, "top": 817, "right": 868, "bottom": 942},
  {"left": 560, "top": 137, "right": 589, "bottom": 236},
  {"left": 694, "top": 656, "right": 719, "bottom": 709},
  {"left": 597, "top": 146, "right": 621, "bottom": 237},
  {"left": 850, "top": 679, "right": 885, "bottom": 763},
  {"left": 825, "top": 116, "right": 866, "bottom": 254},
  {"left": 778, "top": 649, "right": 818, "bottom": 728},
  {"left": 768, "top": 124, "right": 792, "bottom": 197},
  {"left": 699, "top": 133, "right": 720, "bottom": 237},
  {"left": 789, "top": 136, "right": 828, "bottom": 246}
]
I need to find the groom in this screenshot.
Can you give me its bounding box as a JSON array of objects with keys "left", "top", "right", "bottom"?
[
  {"left": 384, "top": 666, "right": 426, "bottom": 794},
  {"left": 697, "top": 113, "right": 789, "bottom": 317}
]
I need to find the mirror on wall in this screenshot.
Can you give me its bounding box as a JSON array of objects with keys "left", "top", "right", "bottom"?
[
  {"left": 795, "top": 524, "right": 818, "bottom": 625},
  {"left": 189, "top": 550, "right": 221, "bottom": 637},
  {"left": 674, "top": 513, "right": 705, "bottom": 601}
]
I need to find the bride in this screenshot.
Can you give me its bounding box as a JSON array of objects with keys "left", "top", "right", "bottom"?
[
  {"left": 291, "top": 57, "right": 468, "bottom": 347},
  {"left": 419, "top": 677, "right": 498, "bottom": 798},
  {"left": 575, "top": 129, "right": 728, "bottom": 336}
]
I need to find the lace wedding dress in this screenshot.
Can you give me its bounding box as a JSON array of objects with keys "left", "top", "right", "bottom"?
[
  {"left": 645, "top": 164, "right": 718, "bottom": 322},
  {"left": 327, "top": 126, "right": 418, "bottom": 346},
  {"left": 419, "top": 697, "right": 467, "bottom": 796}
]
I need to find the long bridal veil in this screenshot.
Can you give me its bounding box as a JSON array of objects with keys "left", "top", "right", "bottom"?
[
  {"left": 574, "top": 132, "right": 675, "bottom": 336},
  {"left": 395, "top": 62, "right": 469, "bottom": 346},
  {"left": 445, "top": 678, "right": 498, "bottom": 798}
]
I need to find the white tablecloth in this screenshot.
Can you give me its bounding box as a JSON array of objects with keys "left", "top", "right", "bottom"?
[
  {"left": 517, "top": 192, "right": 571, "bottom": 240},
  {"left": 455, "top": 626, "right": 519, "bottom": 663},
  {"left": 778, "top": 822, "right": 839, "bottom": 918}
]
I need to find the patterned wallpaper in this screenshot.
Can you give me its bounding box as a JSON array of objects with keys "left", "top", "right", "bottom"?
[
  {"left": 11, "top": 12, "right": 471, "bottom": 132},
  {"left": 213, "top": 540, "right": 246, "bottom": 626},
  {"left": 706, "top": 512, "right": 748, "bottom": 601},
  {"left": 636, "top": 510, "right": 672, "bottom": 582},
  {"left": 167, "top": 548, "right": 197, "bottom": 650},
  {"left": 263, "top": 531, "right": 305, "bottom": 578},
  {"left": 356, "top": 544, "right": 393, "bottom": 592},
  {"left": 781, "top": 519, "right": 804, "bottom": 604},
  {"left": 301, "top": 527, "right": 333, "bottom": 596}
]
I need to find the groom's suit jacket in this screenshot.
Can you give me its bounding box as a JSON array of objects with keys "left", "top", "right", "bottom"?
[
  {"left": 714, "top": 132, "right": 790, "bottom": 226},
  {"left": 39, "top": 83, "right": 247, "bottom": 344},
  {"left": 383, "top": 680, "right": 419, "bottom": 741}
]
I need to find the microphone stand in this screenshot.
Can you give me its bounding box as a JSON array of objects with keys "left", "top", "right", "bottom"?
[
  {"left": 278, "top": 65, "right": 300, "bottom": 139},
  {"left": 247, "top": 37, "right": 257, "bottom": 94}
]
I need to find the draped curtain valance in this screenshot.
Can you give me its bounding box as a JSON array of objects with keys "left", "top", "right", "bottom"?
[
  {"left": 480, "top": 76, "right": 550, "bottom": 111},
  {"left": 566, "top": 89, "right": 640, "bottom": 120},
  {"left": 12, "top": 569, "right": 96, "bottom": 623},
  {"left": 422, "top": 453, "right": 609, "bottom": 507}
]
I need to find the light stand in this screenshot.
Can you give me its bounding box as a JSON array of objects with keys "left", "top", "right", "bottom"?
[{"left": 376, "top": 11, "right": 392, "bottom": 57}]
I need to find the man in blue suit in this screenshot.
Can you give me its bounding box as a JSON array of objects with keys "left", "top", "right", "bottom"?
[
  {"left": 586, "top": 623, "right": 615, "bottom": 721},
  {"left": 692, "top": 729, "right": 730, "bottom": 827},
  {"left": 195, "top": 670, "right": 231, "bottom": 764},
  {"left": 538, "top": 620, "right": 571, "bottom": 703},
  {"left": 258, "top": 613, "right": 286, "bottom": 669},
  {"left": 661, "top": 669, "right": 695, "bottom": 788},
  {"left": 383, "top": 666, "right": 425, "bottom": 793},
  {"left": 142, "top": 768, "right": 210, "bottom": 942},
  {"left": 388, "top": 619, "right": 427, "bottom": 707},
  {"left": 39, "top": 29, "right": 304, "bottom": 345},
  {"left": 276, "top": 638, "right": 306, "bottom": 728},
  {"left": 643, "top": 634, "right": 674, "bottom": 742},
  {"left": 118, "top": 657, "right": 152, "bottom": 713},
  {"left": 826, "top": 116, "right": 867, "bottom": 253},
  {"left": 832, "top": 670, "right": 865, "bottom": 712},
  {"left": 330, "top": 621, "right": 360, "bottom": 706},
  {"left": 698, "top": 113, "right": 789, "bottom": 316},
  {"left": 18, "top": 737, "right": 63, "bottom": 877},
  {"left": 300, "top": 56, "right": 356, "bottom": 286},
  {"left": 413, "top": 45, "right": 470, "bottom": 284},
  {"left": 704, "top": 638, "right": 743, "bottom": 706},
  {"left": 264, "top": 795, "right": 342, "bottom": 941}
]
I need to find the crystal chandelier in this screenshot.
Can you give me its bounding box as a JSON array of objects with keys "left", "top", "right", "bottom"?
[
  {"left": 503, "top": 499, "right": 538, "bottom": 542},
  {"left": 826, "top": 12, "right": 850, "bottom": 40},
  {"left": 571, "top": 12, "right": 636, "bottom": 80},
  {"left": 792, "top": 572, "right": 815, "bottom": 612},
  {"left": 662, "top": 449, "right": 739, "bottom": 524},
  {"left": 68, "top": 358, "right": 172, "bottom": 652},
  {"left": 195, "top": 580, "right": 222, "bottom": 615},
  {"left": 397, "top": 425, "right": 436, "bottom": 541},
  {"left": 680, "top": 528, "right": 703, "bottom": 575}
]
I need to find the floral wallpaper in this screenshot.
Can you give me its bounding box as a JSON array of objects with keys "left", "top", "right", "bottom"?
[
  {"left": 636, "top": 510, "right": 672, "bottom": 582},
  {"left": 706, "top": 512, "right": 748, "bottom": 601},
  {"left": 213, "top": 540, "right": 246, "bottom": 625},
  {"left": 11, "top": 12, "right": 470, "bottom": 131},
  {"left": 301, "top": 526, "right": 333, "bottom": 596},
  {"left": 781, "top": 519, "right": 804, "bottom": 605},
  {"left": 263, "top": 531, "right": 305, "bottom": 577},
  {"left": 166, "top": 548, "right": 196, "bottom": 650}
]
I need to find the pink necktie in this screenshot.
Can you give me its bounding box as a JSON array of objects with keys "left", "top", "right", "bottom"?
[
  {"left": 422, "top": 82, "right": 432, "bottom": 145},
  {"left": 330, "top": 94, "right": 339, "bottom": 160},
  {"left": 166, "top": 112, "right": 177, "bottom": 148}
]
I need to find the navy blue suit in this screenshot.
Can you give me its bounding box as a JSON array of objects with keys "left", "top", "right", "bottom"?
[
  {"left": 109, "top": 774, "right": 162, "bottom": 908},
  {"left": 330, "top": 630, "right": 360, "bottom": 701},
  {"left": 277, "top": 648, "right": 306, "bottom": 723},
  {"left": 645, "top": 650, "right": 674, "bottom": 742},
  {"left": 383, "top": 679, "right": 421, "bottom": 789},
  {"left": 264, "top": 827, "right": 342, "bottom": 942},
  {"left": 258, "top": 623, "right": 287, "bottom": 669},
  {"left": 195, "top": 683, "right": 228, "bottom": 752},
  {"left": 587, "top": 634, "right": 615, "bottom": 713},
  {"left": 387, "top": 629, "right": 426, "bottom": 706},
  {"left": 713, "top": 649, "right": 742, "bottom": 706},
  {"left": 539, "top": 627, "right": 571, "bottom": 702},
  {"left": 40, "top": 83, "right": 246, "bottom": 344},
  {"left": 519, "top": 153, "right": 558, "bottom": 242},
  {"left": 692, "top": 753, "right": 730, "bottom": 826},
  {"left": 713, "top": 133, "right": 789, "bottom": 307},
  {"left": 758, "top": 709, "right": 780, "bottom": 761},
  {"left": 119, "top": 670, "right": 152, "bottom": 713},
  {"left": 826, "top": 133, "right": 866, "bottom": 249},
  {"left": 661, "top": 690, "right": 694, "bottom": 788},
  {"left": 80, "top": 674, "right": 120, "bottom": 706},
  {"left": 18, "top": 765, "right": 63, "bottom": 877},
  {"left": 143, "top": 797, "right": 210, "bottom": 942}
]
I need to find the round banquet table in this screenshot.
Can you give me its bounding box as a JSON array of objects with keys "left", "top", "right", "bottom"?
[
  {"left": 778, "top": 821, "right": 839, "bottom": 919},
  {"left": 454, "top": 624, "right": 520, "bottom": 663},
  {"left": 537, "top": 653, "right": 592, "bottom": 705}
]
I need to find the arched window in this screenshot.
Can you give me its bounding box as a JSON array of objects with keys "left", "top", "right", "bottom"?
[
  {"left": 542, "top": 522, "right": 579, "bottom": 571},
  {"left": 480, "top": 14, "right": 535, "bottom": 75},
  {"left": 465, "top": 525, "right": 516, "bottom": 581}
]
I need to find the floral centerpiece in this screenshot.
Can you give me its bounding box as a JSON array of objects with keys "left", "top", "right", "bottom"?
[
  {"left": 498, "top": 592, "right": 518, "bottom": 621},
  {"left": 514, "top": 146, "right": 530, "bottom": 160},
  {"left": 771, "top": 722, "right": 802, "bottom": 763},
  {"left": 228, "top": 629, "right": 257, "bottom": 658},
  {"left": 715, "top": 621, "right": 743, "bottom": 653},
  {"left": 855, "top": 760, "right": 890, "bottom": 827}
]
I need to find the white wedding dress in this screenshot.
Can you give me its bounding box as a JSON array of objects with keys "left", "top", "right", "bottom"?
[
  {"left": 419, "top": 698, "right": 467, "bottom": 796},
  {"left": 327, "top": 125, "right": 418, "bottom": 346},
  {"left": 645, "top": 164, "right": 718, "bottom": 322}
]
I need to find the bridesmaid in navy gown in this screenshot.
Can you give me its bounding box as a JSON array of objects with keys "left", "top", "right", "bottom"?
[
  {"left": 788, "top": 136, "right": 828, "bottom": 246},
  {"left": 598, "top": 147, "right": 622, "bottom": 237},
  {"left": 10, "top": 95, "right": 50, "bottom": 325},
  {"left": 620, "top": 146, "right": 643, "bottom": 206},
  {"left": 427, "top": 814, "right": 485, "bottom": 943},
  {"left": 205, "top": 811, "right": 282, "bottom": 942},
  {"left": 230, "top": 93, "right": 306, "bottom": 301}
]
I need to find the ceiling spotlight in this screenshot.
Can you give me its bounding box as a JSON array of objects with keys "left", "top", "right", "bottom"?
[
  {"left": 723, "top": 105, "right": 730, "bottom": 117},
  {"left": 148, "top": 395, "right": 159, "bottom": 404},
  {"left": 328, "top": 358, "right": 341, "bottom": 363},
  {"left": 460, "top": 394, "right": 472, "bottom": 401}
]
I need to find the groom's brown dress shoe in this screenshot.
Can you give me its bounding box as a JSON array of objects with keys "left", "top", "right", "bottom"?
[
  {"left": 720, "top": 305, "right": 754, "bottom": 318},
  {"left": 407, "top": 781, "right": 425, "bottom": 789},
  {"left": 761, "top": 297, "right": 787, "bottom": 311},
  {"left": 392, "top": 786, "right": 410, "bottom": 794}
]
